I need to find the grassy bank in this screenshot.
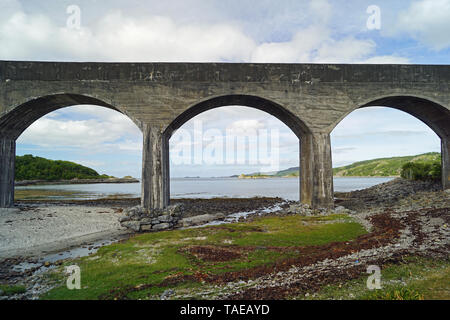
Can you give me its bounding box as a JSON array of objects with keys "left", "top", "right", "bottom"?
[
  {"left": 333, "top": 152, "right": 440, "bottom": 177},
  {"left": 298, "top": 256, "right": 450, "bottom": 300},
  {"left": 239, "top": 152, "right": 441, "bottom": 178},
  {"left": 41, "top": 214, "right": 366, "bottom": 300}
]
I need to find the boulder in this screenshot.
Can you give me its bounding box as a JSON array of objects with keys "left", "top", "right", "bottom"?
[
  {"left": 118, "top": 214, "right": 131, "bottom": 223},
  {"left": 179, "top": 213, "right": 222, "bottom": 227},
  {"left": 158, "top": 215, "right": 172, "bottom": 223},
  {"left": 141, "top": 225, "right": 152, "bottom": 231},
  {"left": 121, "top": 221, "right": 141, "bottom": 232},
  {"left": 152, "top": 223, "right": 171, "bottom": 231},
  {"left": 334, "top": 206, "right": 350, "bottom": 214},
  {"left": 140, "top": 217, "right": 153, "bottom": 225},
  {"left": 287, "top": 203, "right": 313, "bottom": 216},
  {"left": 168, "top": 203, "right": 184, "bottom": 217}
]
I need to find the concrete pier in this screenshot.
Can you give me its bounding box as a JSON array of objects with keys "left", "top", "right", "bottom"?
[
  {"left": 0, "top": 138, "right": 15, "bottom": 208},
  {"left": 141, "top": 125, "right": 170, "bottom": 210},
  {"left": 300, "top": 133, "right": 334, "bottom": 208},
  {"left": 442, "top": 137, "right": 450, "bottom": 190}
]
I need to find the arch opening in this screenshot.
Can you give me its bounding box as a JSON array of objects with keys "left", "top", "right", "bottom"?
[
  {"left": 0, "top": 94, "right": 143, "bottom": 208},
  {"left": 152, "top": 94, "right": 320, "bottom": 210},
  {"left": 0, "top": 93, "right": 141, "bottom": 140},
  {"left": 360, "top": 96, "right": 450, "bottom": 139},
  {"left": 164, "top": 95, "right": 311, "bottom": 139},
  {"left": 168, "top": 105, "right": 300, "bottom": 201},
  {"left": 330, "top": 96, "right": 450, "bottom": 197}
]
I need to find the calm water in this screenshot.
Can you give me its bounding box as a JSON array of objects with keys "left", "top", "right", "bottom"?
[{"left": 15, "top": 177, "right": 394, "bottom": 201}]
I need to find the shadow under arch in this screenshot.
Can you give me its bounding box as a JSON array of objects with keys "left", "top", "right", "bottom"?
[
  {"left": 330, "top": 95, "right": 450, "bottom": 190},
  {"left": 164, "top": 94, "right": 311, "bottom": 139},
  {"left": 0, "top": 93, "right": 141, "bottom": 140}
]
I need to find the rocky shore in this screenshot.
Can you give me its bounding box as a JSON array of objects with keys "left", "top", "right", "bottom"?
[
  {"left": 160, "top": 180, "right": 450, "bottom": 300},
  {"left": 334, "top": 178, "right": 446, "bottom": 211},
  {"left": 0, "top": 178, "right": 448, "bottom": 300},
  {"left": 15, "top": 177, "right": 139, "bottom": 186}
]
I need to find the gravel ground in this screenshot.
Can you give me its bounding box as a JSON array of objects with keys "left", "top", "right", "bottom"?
[
  {"left": 0, "top": 204, "right": 127, "bottom": 259},
  {"left": 160, "top": 181, "right": 450, "bottom": 300},
  {"left": 1, "top": 179, "right": 448, "bottom": 300}
]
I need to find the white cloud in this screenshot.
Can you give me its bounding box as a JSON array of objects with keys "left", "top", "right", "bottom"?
[
  {"left": 70, "top": 160, "right": 105, "bottom": 168},
  {"left": 395, "top": 0, "right": 450, "bottom": 50},
  {"left": 227, "top": 119, "right": 266, "bottom": 135},
  {"left": 331, "top": 107, "right": 441, "bottom": 166},
  {"left": 360, "top": 55, "right": 411, "bottom": 64},
  {"left": 250, "top": 26, "right": 329, "bottom": 63},
  {"left": 309, "top": 0, "right": 332, "bottom": 24},
  {"left": 315, "top": 37, "right": 376, "bottom": 63},
  {"left": 0, "top": 1, "right": 409, "bottom": 64},
  {"left": 0, "top": 9, "right": 256, "bottom": 62},
  {"left": 17, "top": 106, "right": 141, "bottom": 152}
]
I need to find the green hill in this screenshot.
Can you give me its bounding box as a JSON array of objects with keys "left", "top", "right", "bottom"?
[
  {"left": 239, "top": 152, "right": 441, "bottom": 178},
  {"left": 333, "top": 152, "right": 441, "bottom": 177},
  {"left": 15, "top": 154, "right": 110, "bottom": 181}
]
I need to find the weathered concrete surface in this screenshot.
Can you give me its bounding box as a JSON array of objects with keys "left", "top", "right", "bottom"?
[
  {"left": 1, "top": 61, "right": 449, "bottom": 209},
  {"left": 0, "top": 138, "right": 15, "bottom": 208},
  {"left": 299, "top": 133, "right": 334, "bottom": 208},
  {"left": 141, "top": 124, "right": 170, "bottom": 210},
  {"left": 442, "top": 137, "right": 450, "bottom": 190}
]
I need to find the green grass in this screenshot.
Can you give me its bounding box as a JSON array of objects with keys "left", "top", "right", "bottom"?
[
  {"left": 241, "top": 152, "right": 441, "bottom": 178},
  {"left": 41, "top": 214, "right": 366, "bottom": 300},
  {"left": 0, "top": 284, "right": 26, "bottom": 296},
  {"left": 297, "top": 256, "right": 450, "bottom": 300},
  {"left": 333, "top": 152, "right": 441, "bottom": 177}
]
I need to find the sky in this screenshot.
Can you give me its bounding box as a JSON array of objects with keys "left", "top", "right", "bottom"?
[{"left": 2, "top": 0, "right": 448, "bottom": 178}]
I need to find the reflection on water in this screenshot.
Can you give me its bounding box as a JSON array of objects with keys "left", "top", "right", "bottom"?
[{"left": 15, "top": 177, "right": 394, "bottom": 201}]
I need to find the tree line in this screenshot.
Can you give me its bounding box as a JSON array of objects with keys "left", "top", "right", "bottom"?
[{"left": 15, "top": 154, "right": 110, "bottom": 181}]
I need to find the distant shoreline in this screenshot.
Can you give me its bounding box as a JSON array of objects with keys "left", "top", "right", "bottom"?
[
  {"left": 15, "top": 177, "right": 139, "bottom": 186},
  {"left": 15, "top": 176, "right": 398, "bottom": 186},
  {"left": 236, "top": 175, "right": 398, "bottom": 179}
]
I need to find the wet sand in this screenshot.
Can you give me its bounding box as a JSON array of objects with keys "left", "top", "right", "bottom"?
[
  {"left": 1, "top": 197, "right": 284, "bottom": 259},
  {"left": 0, "top": 205, "right": 128, "bottom": 259}
]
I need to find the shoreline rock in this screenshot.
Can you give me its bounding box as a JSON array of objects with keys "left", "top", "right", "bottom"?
[
  {"left": 15, "top": 177, "right": 139, "bottom": 186},
  {"left": 118, "top": 204, "right": 184, "bottom": 232}
]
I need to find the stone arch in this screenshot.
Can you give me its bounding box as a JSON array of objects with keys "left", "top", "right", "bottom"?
[
  {"left": 144, "top": 94, "right": 329, "bottom": 211},
  {"left": 164, "top": 94, "right": 311, "bottom": 139},
  {"left": 329, "top": 95, "right": 450, "bottom": 189},
  {"left": 0, "top": 93, "right": 142, "bottom": 140},
  {"left": 0, "top": 93, "right": 142, "bottom": 207}
]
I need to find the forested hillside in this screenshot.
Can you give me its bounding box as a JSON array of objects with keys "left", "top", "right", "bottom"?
[
  {"left": 333, "top": 152, "right": 441, "bottom": 177},
  {"left": 238, "top": 152, "right": 441, "bottom": 178},
  {"left": 15, "top": 154, "right": 109, "bottom": 181}
]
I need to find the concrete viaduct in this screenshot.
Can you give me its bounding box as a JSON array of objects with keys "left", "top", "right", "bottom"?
[{"left": 0, "top": 61, "right": 449, "bottom": 210}]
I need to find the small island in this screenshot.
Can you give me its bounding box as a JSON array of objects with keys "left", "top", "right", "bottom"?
[{"left": 14, "top": 154, "right": 138, "bottom": 186}]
